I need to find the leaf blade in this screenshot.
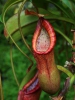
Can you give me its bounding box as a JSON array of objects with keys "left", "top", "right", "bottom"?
[
  {"left": 47, "top": 0, "right": 71, "bottom": 18},
  {"left": 2, "top": 0, "right": 23, "bottom": 22},
  {"left": 4, "top": 11, "right": 75, "bottom": 43},
  {"left": 61, "top": 0, "right": 75, "bottom": 16}
]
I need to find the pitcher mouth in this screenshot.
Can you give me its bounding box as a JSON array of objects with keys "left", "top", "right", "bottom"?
[
  {"left": 36, "top": 28, "right": 50, "bottom": 52},
  {"left": 25, "top": 78, "right": 40, "bottom": 94},
  {"left": 32, "top": 17, "right": 56, "bottom": 54},
  {"left": 23, "top": 73, "right": 40, "bottom": 95}
]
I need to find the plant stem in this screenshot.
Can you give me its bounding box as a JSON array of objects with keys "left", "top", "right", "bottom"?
[
  {"left": 57, "top": 65, "right": 75, "bottom": 89},
  {"left": 57, "top": 65, "right": 73, "bottom": 78},
  {"left": 0, "top": 74, "right": 4, "bottom": 100}
]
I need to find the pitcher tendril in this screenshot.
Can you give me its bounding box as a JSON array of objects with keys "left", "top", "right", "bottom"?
[
  {"left": 3, "top": 14, "right": 33, "bottom": 73},
  {"left": 10, "top": 45, "right": 20, "bottom": 87},
  {"left": 18, "top": 0, "right": 32, "bottom": 53}
]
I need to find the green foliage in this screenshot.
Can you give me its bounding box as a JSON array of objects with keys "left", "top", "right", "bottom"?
[
  {"left": 0, "top": 0, "right": 75, "bottom": 100},
  {"left": 61, "top": 0, "right": 75, "bottom": 16},
  {"left": 0, "top": 15, "right": 2, "bottom": 23}
]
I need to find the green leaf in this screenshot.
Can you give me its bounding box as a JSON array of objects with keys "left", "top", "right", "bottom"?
[
  {"left": 45, "top": 15, "right": 75, "bottom": 25},
  {"left": 47, "top": 0, "right": 72, "bottom": 18},
  {"left": 0, "top": 15, "right": 2, "bottom": 23},
  {"left": 32, "top": 0, "right": 48, "bottom": 9},
  {"left": 5, "top": 10, "right": 75, "bottom": 43},
  {"left": 5, "top": 11, "right": 38, "bottom": 43},
  {"left": 61, "top": 0, "right": 75, "bottom": 16},
  {"left": 5, "top": 8, "right": 51, "bottom": 43},
  {"left": 2, "top": 0, "right": 48, "bottom": 22},
  {"left": 2, "top": 0, "right": 23, "bottom": 22},
  {"left": 54, "top": 26, "right": 72, "bottom": 46}
]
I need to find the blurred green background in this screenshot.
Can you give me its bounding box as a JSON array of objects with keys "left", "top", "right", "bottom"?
[{"left": 0, "top": 0, "right": 75, "bottom": 100}]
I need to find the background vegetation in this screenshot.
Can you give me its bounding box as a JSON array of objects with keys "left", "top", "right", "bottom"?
[{"left": 0, "top": 0, "right": 75, "bottom": 100}]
